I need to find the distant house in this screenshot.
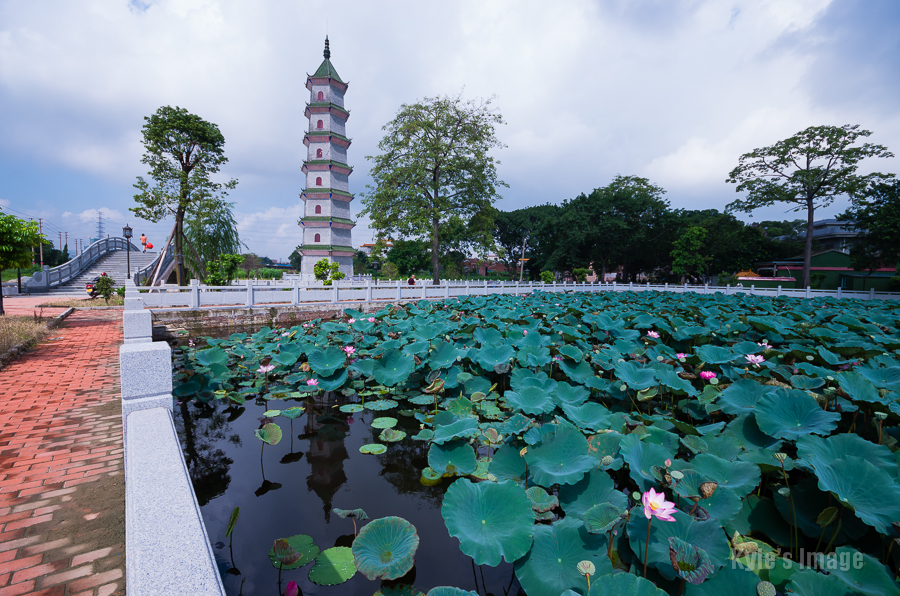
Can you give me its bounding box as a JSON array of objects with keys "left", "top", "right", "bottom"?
[
  {"left": 462, "top": 258, "right": 508, "bottom": 276},
  {"left": 775, "top": 219, "right": 860, "bottom": 253},
  {"left": 358, "top": 241, "right": 392, "bottom": 256},
  {"left": 755, "top": 249, "right": 897, "bottom": 291}
]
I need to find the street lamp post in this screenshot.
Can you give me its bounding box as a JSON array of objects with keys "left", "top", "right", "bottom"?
[{"left": 122, "top": 224, "right": 133, "bottom": 279}]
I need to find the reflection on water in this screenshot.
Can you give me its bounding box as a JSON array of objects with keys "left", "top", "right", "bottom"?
[{"left": 175, "top": 386, "right": 524, "bottom": 596}]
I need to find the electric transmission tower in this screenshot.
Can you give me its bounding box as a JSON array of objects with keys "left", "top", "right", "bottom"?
[{"left": 96, "top": 210, "right": 105, "bottom": 238}]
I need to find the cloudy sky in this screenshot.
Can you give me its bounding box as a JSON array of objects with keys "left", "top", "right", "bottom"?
[{"left": 1, "top": 0, "right": 898, "bottom": 261}]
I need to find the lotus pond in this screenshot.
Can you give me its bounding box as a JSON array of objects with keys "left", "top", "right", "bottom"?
[{"left": 173, "top": 290, "right": 900, "bottom": 596}]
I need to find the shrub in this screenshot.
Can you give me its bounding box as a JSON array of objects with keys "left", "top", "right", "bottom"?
[
  {"left": 381, "top": 262, "right": 400, "bottom": 280},
  {"left": 717, "top": 272, "right": 738, "bottom": 286},
  {"left": 539, "top": 271, "right": 554, "bottom": 284},
  {"left": 93, "top": 274, "right": 116, "bottom": 304},
  {"left": 314, "top": 258, "right": 343, "bottom": 286},
  {"left": 572, "top": 268, "right": 590, "bottom": 283}
]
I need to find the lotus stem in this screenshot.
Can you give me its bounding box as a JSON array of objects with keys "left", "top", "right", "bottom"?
[
  {"left": 260, "top": 442, "right": 265, "bottom": 481},
  {"left": 352, "top": 518, "right": 357, "bottom": 536},
  {"left": 779, "top": 461, "right": 798, "bottom": 559},
  {"left": 824, "top": 511, "right": 843, "bottom": 554},
  {"left": 678, "top": 579, "right": 685, "bottom": 596},
  {"left": 644, "top": 517, "right": 652, "bottom": 577},
  {"left": 877, "top": 419, "right": 883, "bottom": 445},
  {"left": 586, "top": 573, "right": 591, "bottom": 591}
]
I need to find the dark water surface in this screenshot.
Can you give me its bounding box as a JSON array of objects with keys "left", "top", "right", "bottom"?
[{"left": 175, "top": 383, "right": 523, "bottom": 596}]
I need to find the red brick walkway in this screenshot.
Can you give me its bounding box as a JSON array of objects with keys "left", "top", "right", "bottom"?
[{"left": 0, "top": 309, "right": 125, "bottom": 596}]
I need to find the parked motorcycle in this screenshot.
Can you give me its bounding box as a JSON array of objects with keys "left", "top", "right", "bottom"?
[{"left": 85, "top": 272, "right": 108, "bottom": 298}]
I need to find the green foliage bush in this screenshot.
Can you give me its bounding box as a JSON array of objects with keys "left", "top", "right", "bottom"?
[
  {"left": 206, "top": 254, "right": 244, "bottom": 286},
  {"left": 93, "top": 275, "right": 116, "bottom": 304},
  {"left": 539, "top": 271, "right": 554, "bottom": 284},
  {"left": 381, "top": 262, "right": 400, "bottom": 280},
  {"left": 314, "top": 258, "right": 343, "bottom": 286},
  {"left": 572, "top": 268, "right": 590, "bottom": 283}
]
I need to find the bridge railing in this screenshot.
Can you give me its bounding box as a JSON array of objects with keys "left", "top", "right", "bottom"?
[
  {"left": 134, "top": 279, "right": 900, "bottom": 308},
  {"left": 134, "top": 243, "right": 175, "bottom": 287},
  {"left": 25, "top": 237, "right": 139, "bottom": 292}
]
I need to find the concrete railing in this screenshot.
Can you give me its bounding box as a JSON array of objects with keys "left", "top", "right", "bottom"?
[
  {"left": 135, "top": 279, "right": 900, "bottom": 309},
  {"left": 25, "top": 237, "right": 140, "bottom": 292},
  {"left": 119, "top": 280, "right": 225, "bottom": 596},
  {"left": 133, "top": 242, "right": 175, "bottom": 287}
]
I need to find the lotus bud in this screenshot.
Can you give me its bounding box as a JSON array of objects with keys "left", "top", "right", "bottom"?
[
  {"left": 757, "top": 581, "right": 776, "bottom": 596},
  {"left": 874, "top": 412, "right": 888, "bottom": 421},
  {"left": 601, "top": 455, "right": 614, "bottom": 466},
  {"left": 772, "top": 452, "right": 788, "bottom": 462}
]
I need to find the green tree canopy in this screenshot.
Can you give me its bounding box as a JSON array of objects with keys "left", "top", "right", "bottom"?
[
  {"left": 726, "top": 124, "right": 893, "bottom": 288},
  {"left": 840, "top": 179, "right": 900, "bottom": 271},
  {"left": 131, "top": 106, "right": 239, "bottom": 285},
  {"left": 387, "top": 239, "right": 431, "bottom": 276},
  {"left": 0, "top": 211, "right": 44, "bottom": 315},
  {"left": 670, "top": 226, "right": 708, "bottom": 281},
  {"left": 361, "top": 94, "right": 506, "bottom": 283},
  {"left": 494, "top": 205, "right": 560, "bottom": 280},
  {"left": 184, "top": 199, "right": 245, "bottom": 281}
]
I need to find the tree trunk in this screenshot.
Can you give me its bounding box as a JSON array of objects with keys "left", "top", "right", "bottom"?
[
  {"left": 175, "top": 207, "right": 186, "bottom": 286},
  {"left": 803, "top": 198, "right": 814, "bottom": 289},
  {"left": 431, "top": 214, "right": 441, "bottom": 285}
]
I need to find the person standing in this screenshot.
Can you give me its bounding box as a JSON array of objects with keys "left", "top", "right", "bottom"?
[
  {"left": 140, "top": 233, "right": 147, "bottom": 253},
  {"left": 407, "top": 274, "right": 416, "bottom": 286}
]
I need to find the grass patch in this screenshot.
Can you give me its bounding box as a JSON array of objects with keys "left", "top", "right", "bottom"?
[
  {"left": 0, "top": 316, "right": 49, "bottom": 356},
  {"left": 38, "top": 296, "right": 125, "bottom": 308},
  {"left": 1, "top": 266, "right": 41, "bottom": 283}
]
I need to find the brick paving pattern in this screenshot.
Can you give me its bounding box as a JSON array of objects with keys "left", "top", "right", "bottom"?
[{"left": 0, "top": 308, "right": 125, "bottom": 596}]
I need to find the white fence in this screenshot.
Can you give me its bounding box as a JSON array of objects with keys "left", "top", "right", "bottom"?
[{"left": 136, "top": 278, "right": 900, "bottom": 309}]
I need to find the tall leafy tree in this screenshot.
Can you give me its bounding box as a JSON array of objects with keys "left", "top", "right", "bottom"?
[
  {"left": 387, "top": 239, "right": 431, "bottom": 276},
  {"left": 183, "top": 199, "right": 245, "bottom": 281},
  {"left": 131, "top": 106, "right": 239, "bottom": 285},
  {"left": 361, "top": 94, "right": 507, "bottom": 283},
  {"left": 494, "top": 205, "right": 560, "bottom": 280},
  {"left": 840, "top": 179, "right": 900, "bottom": 270},
  {"left": 0, "top": 211, "right": 44, "bottom": 315},
  {"left": 726, "top": 125, "right": 893, "bottom": 288},
  {"left": 670, "top": 226, "right": 708, "bottom": 282}
]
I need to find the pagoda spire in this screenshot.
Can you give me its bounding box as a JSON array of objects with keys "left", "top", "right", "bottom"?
[{"left": 324, "top": 36, "right": 330, "bottom": 60}]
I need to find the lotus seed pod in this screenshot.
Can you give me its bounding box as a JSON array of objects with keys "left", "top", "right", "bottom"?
[
  {"left": 670, "top": 470, "right": 684, "bottom": 481},
  {"left": 874, "top": 412, "right": 888, "bottom": 420},
  {"left": 773, "top": 452, "right": 788, "bottom": 462},
  {"left": 777, "top": 487, "right": 790, "bottom": 497},
  {"left": 699, "top": 481, "right": 718, "bottom": 499},
  {"left": 601, "top": 455, "right": 614, "bottom": 466},
  {"left": 757, "top": 581, "right": 776, "bottom": 596}
]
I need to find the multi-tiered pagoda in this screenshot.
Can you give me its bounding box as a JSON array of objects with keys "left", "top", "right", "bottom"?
[{"left": 298, "top": 37, "right": 355, "bottom": 278}]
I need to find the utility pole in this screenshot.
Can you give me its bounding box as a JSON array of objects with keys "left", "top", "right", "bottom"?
[
  {"left": 519, "top": 237, "right": 527, "bottom": 282},
  {"left": 38, "top": 219, "right": 43, "bottom": 266},
  {"left": 59, "top": 232, "right": 62, "bottom": 251}
]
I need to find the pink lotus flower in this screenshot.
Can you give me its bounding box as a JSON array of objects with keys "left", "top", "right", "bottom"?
[
  {"left": 307, "top": 379, "right": 318, "bottom": 386},
  {"left": 348, "top": 318, "right": 356, "bottom": 324},
  {"left": 647, "top": 331, "right": 660, "bottom": 339},
  {"left": 675, "top": 353, "right": 687, "bottom": 359},
  {"left": 285, "top": 581, "right": 299, "bottom": 596},
  {"left": 700, "top": 371, "right": 716, "bottom": 380},
  {"left": 281, "top": 332, "right": 289, "bottom": 337},
  {"left": 664, "top": 459, "right": 672, "bottom": 467},
  {"left": 642, "top": 488, "right": 677, "bottom": 522},
  {"left": 368, "top": 317, "right": 376, "bottom": 323},
  {"left": 257, "top": 365, "right": 275, "bottom": 374},
  {"left": 344, "top": 346, "right": 356, "bottom": 355},
  {"left": 523, "top": 330, "right": 528, "bottom": 335},
  {"left": 745, "top": 354, "right": 765, "bottom": 368},
  {"left": 302, "top": 324, "right": 309, "bottom": 328}
]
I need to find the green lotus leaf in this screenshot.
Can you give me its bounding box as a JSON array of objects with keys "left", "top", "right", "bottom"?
[
  {"left": 517, "top": 345, "right": 552, "bottom": 367},
  {"left": 308, "top": 546, "right": 357, "bottom": 586},
  {"left": 366, "top": 399, "right": 399, "bottom": 411},
  {"left": 255, "top": 423, "right": 282, "bottom": 446},
  {"left": 619, "top": 433, "right": 674, "bottom": 491},
  {"left": 371, "top": 349, "right": 417, "bottom": 386},
  {"left": 281, "top": 406, "right": 305, "bottom": 420},
  {"left": 307, "top": 347, "right": 347, "bottom": 376},
  {"left": 558, "top": 359, "right": 594, "bottom": 384},
  {"left": 754, "top": 389, "right": 840, "bottom": 440},
  {"left": 429, "top": 341, "right": 463, "bottom": 369},
  {"left": 432, "top": 418, "right": 480, "bottom": 445},
  {"left": 855, "top": 365, "right": 900, "bottom": 389},
  {"left": 271, "top": 351, "right": 299, "bottom": 367},
  {"left": 814, "top": 547, "right": 900, "bottom": 596},
  {"left": 586, "top": 573, "right": 667, "bottom": 595},
  {"left": 558, "top": 344, "right": 583, "bottom": 362},
  {"left": 583, "top": 503, "right": 624, "bottom": 534},
  {"left": 813, "top": 456, "right": 900, "bottom": 534},
  {"left": 837, "top": 371, "right": 884, "bottom": 403},
  {"left": 677, "top": 453, "right": 761, "bottom": 498},
  {"left": 352, "top": 516, "right": 419, "bottom": 581},
  {"left": 558, "top": 468, "right": 628, "bottom": 519},
  {"left": 474, "top": 326, "right": 504, "bottom": 346},
  {"left": 668, "top": 536, "right": 714, "bottom": 585},
  {"left": 426, "top": 588, "right": 478, "bottom": 596},
  {"left": 626, "top": 509, "right": 730, "bottom": 581},
  {"left": 408, "top": 394, "right": 436, "bottom": 405},
  {"left": 553, "top": 382, "right": 591, "bottom": 406},
  {"left": 505, "top": 386, "right": 555, "bottom": 415},
  {"left": 614, "top": 360, "right": 658, "bottom": 390},
  {"left": 791, "top": 375, "right": 826, "bottom": 390},
  {"left": 561, "top": 402, "right": 612, "bottom": 433},
  {"left": 724, "top": 495, "right": 792, "bottom": 548},
  {"left": 360, "top": 443, "right": 387, "bottom": 455},
  {"left": 380, "top": 428, "right": 406, "bottom": 442},
  {"left": 683, "top": 561, "right": 763, "bottom": 596},
  {"left": 412, "top": 429, "right": 434, "bottom": 441},
  {"left": 442, "top": 479, "right": 535, "bottom": 566},
  {"left": 195, "top": 346, "right": 228, "bottom": 367},
  {"left": 696, "top": 345, "right": 735, "bottom": 364},
  {"left": 371, "top": 417, "right": 398, "bottom": 429},
  {"left": 316, "top": 367, "right": 348, "bottom": 391},
  {"left": 268, "top": 534, "right": 319, "bottom": 570},
  {"left": 503, "top": 412, "right": 534, "bottom": 435},
  {"left": 403, "top": 340, "right": 431, "bottom": 357},
  {"left": 428, "top": 439, "right": 477, "bottom": 476},
  {"left": 525, "top": 486, "right": 559, "bottom": 513},
  {"left": 655, "top": 369, "right": 699, "bottom": 396},
  {"left": 717, "top": 379, "right": 776, "bottom": 416},
  {"left": 680, "top": 435, "right": 708, "bottom": 454},
  {"left": 723, "top": 415, "right": 781, "bottom": 451},
  {"left": 786, "top": 567, "right": 867, "bottom": 596},
  {"left": 773, "top": 477, "right": 868, "bottom": 542},
  {"left": 797, "top": 434, "right": 898, "bottom": 475},
  {"left": 514, "top": 518, "right": 612, "bottom": 596},
  {"left": 173, "top": 380, "right": 200, "bottom": 398},
  {"left": 488, "top": 443, "right": 526, "bottom": 483},
  {"left": 333, "top": 508, "right": 368, "bottom": 520},
  {"left": 474, "top": 344, "right": 515, "bottom": 370},
  {"left": 524, "top": 421, "right": 595, "bottom": 487},
  {"left": 340, "top": 404, "right": 364, "bottom": 413},
  {"left": 672, "top": 469, "right": 742, "bottom": 523}
]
